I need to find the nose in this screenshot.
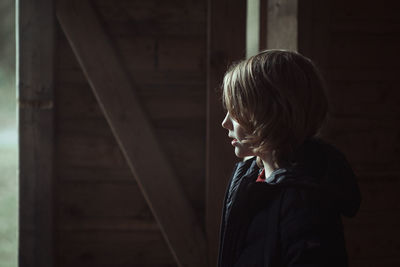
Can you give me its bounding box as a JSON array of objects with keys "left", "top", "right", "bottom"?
[{"left": 221, "top": 112, "right": 231, "bottom": 130}]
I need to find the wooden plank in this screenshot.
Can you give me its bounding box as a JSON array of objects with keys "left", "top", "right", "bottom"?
[
  {"left": 104, "top": 20, "right": 206, "bottom": 38},
  {"left": 94, "top": 0, "right": 206, "bottom": 24},
  {"left": 307, "top": 0, "right": 331, "bottom": 68},
  {"left": 342, "top": 209, "right": 400, "bottom": 226},
  {"left": 259, "top": 0, "right": 268, "bottom": 50},
  {"left": 56, "top": 182, "right": 204, "bottom": 225},
  {"left": 57, "top": 182, "right": 153, "bottom": 221},
  {"left": 330, "top": 0, "right": 400, "bottom": 21},
  {"left": 157, "top": 37, "right": 206, "bottom": 72},
  {"left": 57, "top": 165, "right": 133, "bottom": 182},
  {"left": 56, "top": 131, "right": 128, "bottom": 169},
  {"left": 356, "top": 179, "right": 400, "bottom": 212},
  {"left": 325, "top": 68, "right": 400, "bottom": 82},
  {"left": 328, "top": 80, "right": 400, "bottom": 118},
  {"left": 56, "top": 31, "right": 206, "bottom": 85},
  {"left": 206, "top": 0, "right": 246, "bottom": 265},
  {"left": 56, "top": 68, "right": 206, "bottom": 86},
  {"left": 56, "top": 1, "right": 208, "bottom": 266},
  {"left": 58, "top": 218, "right": 160, "bottom": 231},
  {"left": 56, "top": 125, "right": 205, "bottom": 211},
  {"left": 57, "top": 230, "right": 176, "bottom": 266},
  {"left": 344, "top": 224, "right": 400, "bottom": 261},
  {"left": 322, "top": 117, "right": 400, "bottom": 172},
  {"left": 330, "top": 20, "right": 400, "bottom": 35},
  {"left": 266, "top": 0, "right": 298, "bottom": 50},
  {"left": 56, "top": 181, "right": 205, "bottom": 228},
  {"left": 329, "top": 34, "right": 400, "bottom": 69},
  {"left": 56, "top": 117, "right": 205, "bottom": 159},
  {"left": 93, "top": 0, "right": 206, "bottom": 37},
  {"left": 56, "top": 83, "right": 205, "bottom": 120},
  {"left": 298, "top": 0, "right": 331, "bottom": 68},
  {"left": 297, "top": 0, "right": 313, "bottom": 56},
  {"left": 57, "top": 26, "right": 206, "bottom": 75},
  {"left": 349, "top": 259, "right": 400, "bottom": 267},
  {"left": 18, "top": 0, "right": 55, "bottom": 266},
  {"left": 55, "top": 118, "right": 206, "bottom": 210}
]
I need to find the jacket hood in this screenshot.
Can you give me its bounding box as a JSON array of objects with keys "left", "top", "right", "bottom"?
[{"left": 245, "top": 137, "right": 362, "bottom": 218}]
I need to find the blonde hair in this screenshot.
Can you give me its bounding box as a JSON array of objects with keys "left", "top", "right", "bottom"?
[{"left": 221, "top": 49, "right": 330, "bottom": 169}]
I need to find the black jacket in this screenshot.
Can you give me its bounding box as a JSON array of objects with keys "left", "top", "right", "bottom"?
[{"left": 217, "top": 137, "right": 362, "bottom": 267}]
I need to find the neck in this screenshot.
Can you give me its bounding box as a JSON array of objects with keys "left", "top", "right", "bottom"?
[{"left": 260, "top": 152, "right": 279, "bottom": 179}]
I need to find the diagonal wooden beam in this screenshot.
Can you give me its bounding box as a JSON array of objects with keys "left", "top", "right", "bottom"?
[{"left": 56, "top": 1, "right": 208, "bottom": 266}]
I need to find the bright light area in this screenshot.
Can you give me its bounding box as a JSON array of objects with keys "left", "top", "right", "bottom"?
[
  {"left": 0, "top": 0, "right": 18, "bottom": 266},
  {"left": 0, "top": 129, "right": 17, "bottom": 147}
]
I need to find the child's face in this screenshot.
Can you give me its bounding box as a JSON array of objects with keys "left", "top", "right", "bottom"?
[{"left": 221, "top": 112, "right": 255, "bottom": 158}]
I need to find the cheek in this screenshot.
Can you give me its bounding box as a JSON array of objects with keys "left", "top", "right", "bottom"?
[
  {"left": 235, "top": 126, "right": 247, "bottom": 141},
  {"left": 232, "top": 122, "right": 245, "bottom": 139}
]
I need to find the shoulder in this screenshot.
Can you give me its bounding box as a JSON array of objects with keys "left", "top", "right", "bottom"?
[
  {"left": 278, "top": 186, "right": 347, "bottom": 266},
  {"left": 281, "top": 186, "right": 319, "bottom": 208},
  {"left": 279, "top": 186, "right": 340, "bottom": 237}
]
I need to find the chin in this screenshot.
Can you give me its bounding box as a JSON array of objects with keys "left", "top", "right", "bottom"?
[{"left": 234, "top": 147, "right": 254, "bottom": 158}]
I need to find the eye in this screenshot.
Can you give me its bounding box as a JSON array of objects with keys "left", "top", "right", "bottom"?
[{"left": 229, "top": 113, "right": 238, "bottom": 123}]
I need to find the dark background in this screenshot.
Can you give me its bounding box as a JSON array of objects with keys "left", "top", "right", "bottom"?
[{"left": 13, "top": 0, "right": 400, "bottom": 267}]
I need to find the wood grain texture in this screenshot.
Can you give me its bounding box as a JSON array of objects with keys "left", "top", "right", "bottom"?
[
  {"left": 93, "top": 0, "right": 206, "bottom": 37},
  {"left": 259, "top": 0, "right": 268, "bottom": 50},
  {"left": 56, "top": 230, "right": 176, "bottom": 266},
  {"left": 56, "top": 82, "right": 205, "bottom": 120},
  {"left": 57, "top": 182, "right": 154, "bottom": 223},
  {"left": 56, "top": 0, "right": 207, "bottom": 266},
  {"left": 266, "top": 0, "right": 298, "bottom": 50},
  {"left": 18, "top": 0, "right": 55, "bottom": 266}
]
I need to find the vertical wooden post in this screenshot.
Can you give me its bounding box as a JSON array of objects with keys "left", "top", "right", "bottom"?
[
  {"left": 246, "top": 0, "right": 260, "bottom": 58},
  {"left": 206, "top": 0, "right": 246, "bottom": 265},
  {"left": 18, "top": 0, "right": 55, "bottom": 266},
  {"left": 297, "top": 0, "right": 313, "bottom": 57},
  {"left": 298, "top": 0, "right": 331, "bottom": 67},
  {"left": 265, "top": 0, "right": 298, "bottom": 51},
  {"left": 259, "top": 0, "right": 269, "bottom": 50}
]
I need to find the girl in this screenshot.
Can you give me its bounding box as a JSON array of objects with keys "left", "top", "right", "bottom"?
[{"left": 218, "top": 49, "right": 361, "bottom": 267}]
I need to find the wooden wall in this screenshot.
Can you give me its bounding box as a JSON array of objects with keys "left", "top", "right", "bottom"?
[
  {"left": 19, "top": 0, "right": 400, "bottom": 266},
  {"left": 54, "top": 0, "right": 206, "bottom": 266},
  {"left": 299, "top": 0, "right": 400, "bottom": 266}
]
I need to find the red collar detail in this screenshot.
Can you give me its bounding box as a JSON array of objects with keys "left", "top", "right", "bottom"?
[{"left": 256, "top": 168, "right": 266, "bottom": 182}]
